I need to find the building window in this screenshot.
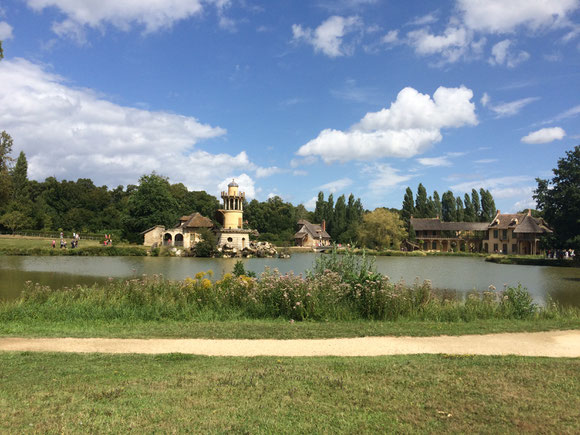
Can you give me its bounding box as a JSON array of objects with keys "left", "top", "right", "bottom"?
[
  {"left": 512, "top": 244, "right": 517, "bottom": 254},
  {"left": 502, "top": 230, "right": 507, "bottom": 239},
  {"left": 493, "top": 243, "right": 498, "bottom": 252},
  {"left": 493, "top": 229, "right": 499, "bottom": 238},
  {"left": 432, "top": 231, "right": 437, "bottom": 236},
  {"left": 432, "top": 241, "right": 437, "bottom": 250},
  {"left": 512, "top": 231, "right": 517, "bottom": 240},
  {"left": 227, "top": 237, "right": 233, "bottom": 242}
]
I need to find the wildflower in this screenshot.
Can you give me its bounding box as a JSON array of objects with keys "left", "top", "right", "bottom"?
[
  {"left": 489, "top": 285, "right": 496, "bottom": 291},
  {"left": 194, "top": 271, "right": 205, "bottom": 280},
  {"left": 202, "top": 278, "right": 212, "bottom": 289}
]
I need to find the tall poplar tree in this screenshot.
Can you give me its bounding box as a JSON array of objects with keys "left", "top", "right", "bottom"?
[
  {"left": 313, "top": 191, "right": 325, "bottom": 224},
  {"left": 333, "top": 194, "right": 347, "bottom": 240},
  {"left": 401, "top": 187, "right": 415, "bottom": 228},
  {"left": 480, "top": 188, "right": 496, "bottom": 222},
  {"left": 441, "top": 191, "right": 456, "bottom": 222},
  {"left": 463, "top": 193, "right": 475, "bottom": 222},
  {"left": 433, "top": 191, "right": 442, "bottom": 219},
  {"left": 455, "top": 196, "right": 464, "bottom": 222},
  {"left": 415, "top": 183, "right": 428, "bottom": 218},
  {"left": 471, "top": 189, "right": 481, "bottom": 221}
]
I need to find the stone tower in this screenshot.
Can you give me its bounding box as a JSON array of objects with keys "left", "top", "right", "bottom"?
[
  {"left": 217, "top": 179, "right": 251, "bottom": 251},
  {"left": 221, "top": 180, "right": 245, "bottom": 229}
]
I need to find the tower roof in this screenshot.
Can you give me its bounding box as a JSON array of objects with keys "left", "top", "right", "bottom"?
[{"left": 228, "top": 179, "right": 238, "bottom": 188}]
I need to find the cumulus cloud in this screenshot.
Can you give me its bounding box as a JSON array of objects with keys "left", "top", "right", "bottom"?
[
  {"left": 458, "top": 0, "right": 580, "bottom": 34},
  {"left": 319, "top": 177, "right": 353, "bottom": 193},
  {"left": 488, "top": 39, "right": 530, "bottom": 67},
  {"left": 0, "top": 58, "right": 271, "bottom": 195},
  {"left": 297, "top": 86, "right": 477, "bottom": 163},
  {"left": 363, "top": 163, "right": 415, "bottom": 192},
  {"left": 254, "top": 166, "right": 283, "bottom": 178},
  {"left": 417, "top": 156, "right": 452, "bottom": 167},
  {"left": 0, "top": 21, "right": 13, "bottom": 40},
  {"left": 24, "top": 0, "right": 207, "bottom": 40},
  {"left": 407, "top": 25, "right": 475, "bottom": 63},
  {"left": 488, "top": 97, "right": 539, "bottom": 117},
  {"left": 292, "top": 15, "right": 362, "bottom": 57},
  {"left": 521, "top": 127, "right": 566, "bottom": 144}
]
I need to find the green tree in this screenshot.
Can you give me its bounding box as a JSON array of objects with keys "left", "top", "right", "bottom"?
[
  {"left": 357, "top": 208, "right": 407, "bottom": 250},
  {"left": 471, "top": 189, "right": 481, "bottom": 221},
  {"left": 463, "top": 193, "right": 475, "bottom": 222},
  {"left": 313, "top": 191, "right": 325, "bottom": 224},
  {"left": 480, "top": 188, "right": 496, "bottom": 222},
  {"left": 333, "top": 194, "right": 347, "bottom": 241},
  {"left": 324, "top": 193, "right": 334, "bottom": 235},
  {"left": 0, "top": 210, "right": 33, "bottom": 233},
  {"left": 534, "top": 145, "right": 580, "bottom": 248},
  {"left": 441, "top": 191, "right": 456, "bottom": 222},
  {"left": 0, "top": 131, "right": 13, "bottom": 207},
  {"left": 433, "top": 190, "right": 442, "bottom": 219},
  {"left": 456, "top": 196, "right": 464, "bottom": 222},
  {"left": 11, "top": 151, "right": 29, "bottom": 201},
  {"left": 415, "top": 183, "right": 428, "bottom": 218},
  {"left": 122, "top": 173, "right": 179, "bottom": 243},
  {"left": 401, "top": 187, "right": 415, "bottom": 228},
  {"left": 194, "top": 228, "right": 217, "bottom": 257}
]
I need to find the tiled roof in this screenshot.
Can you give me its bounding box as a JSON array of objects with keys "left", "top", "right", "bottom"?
[
  {"left": 513, "top": 215, "right": 553, "bottom": 234},
  {"left": 488, "top": 213, "right": 526, "bottom": 229},
  {"left": 177, "top": 212, "right": 214, "bottom": 229},
  {"left": 410, "top": 218, "right": 488, "bottom": 231},
  {"left": 294, "top": 220, "right": 331, "bottom": 240}
]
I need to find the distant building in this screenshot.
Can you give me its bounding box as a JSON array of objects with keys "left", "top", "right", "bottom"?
[
  {"left": 410, "top": 209, "right": 552, "bottom": 254},
  {"left": 216, "top": 180, "right": 252, "bottom": 250},
  {"left": 142, "top": 212, "right": 213, "bottom": 248},
  {"left": 294, "top": 220, "right": 331, "bottom": 247},
  {"left": 485, "top": 210, "right": 552, "bottom": 255}
]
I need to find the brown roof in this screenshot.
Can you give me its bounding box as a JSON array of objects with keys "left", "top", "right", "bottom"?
[
  {"left": 488, "top": 212, "right": 525, "bottom": 229},
  {"left": 294, "top": 220, "right": 331, "bottom": 240},
  {"left": 410, "top": 218, "right": 488, "bottom": 232},
  {"left": 177, "top": 212, "right": 214, "bottom": 229},
  {"left": 513, "top": 215, "right": 553, "bottom": 234}
]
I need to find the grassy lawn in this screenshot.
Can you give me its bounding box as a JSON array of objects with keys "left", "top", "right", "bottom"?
[
  {"left": 0, "top": 235, "right": 104, "bottom": 249},
  {"left": 2, "top": 318, "right": 580, "bottom": 339},
  {"left": 1, "top": 352, "right": 578, "bottom": 433}
]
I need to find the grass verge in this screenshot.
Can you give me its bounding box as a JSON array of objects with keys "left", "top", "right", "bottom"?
[
  {"left": 1, "top": 352, "right": 578, "bottom": 433},
  {"left": 486, "top": 254, "right": 579, "bottom": 267},
  {"left": 1, "top": 318, "right": 580, "bottom": 339}
]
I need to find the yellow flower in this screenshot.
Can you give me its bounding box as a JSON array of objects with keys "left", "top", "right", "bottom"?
[
  {"left": 202, "top": 278, "right": 212, "bottom": 289},
  {"left": 206, "top": 270, "right": 214, "bottom": 277},
  {"left": 194, "top": 271, "right": 206, "bottom": 280}
]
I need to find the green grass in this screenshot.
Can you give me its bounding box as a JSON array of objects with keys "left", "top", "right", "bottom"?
[
  {"left": 486, "top": 254, "right": 579, "bottom": 267},
  {"left": 2, "top": 318, "right": 580, "bottom": 339},
  {"left": 1, "top": 352, "right": 578, "bottom": 433},
  {"left": 0, "top": 235, "right": 147, "bottom": 256}
]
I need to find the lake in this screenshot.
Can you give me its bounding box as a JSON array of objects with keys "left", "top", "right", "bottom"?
[{"left": 0, "top": 254, "right": 579, "bottom": 306}]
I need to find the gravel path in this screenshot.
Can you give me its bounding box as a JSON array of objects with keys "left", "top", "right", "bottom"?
[{"left": 1, "top": 330, "right": 579, "bottom": 357}]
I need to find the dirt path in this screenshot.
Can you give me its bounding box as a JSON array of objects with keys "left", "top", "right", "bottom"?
[{"left": 1, "top": 330, "right": 579, "bottom": 357}]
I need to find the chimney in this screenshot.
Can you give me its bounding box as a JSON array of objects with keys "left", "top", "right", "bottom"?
[{"left": 322, "top": 219, "right": 326, "bottom": 232}]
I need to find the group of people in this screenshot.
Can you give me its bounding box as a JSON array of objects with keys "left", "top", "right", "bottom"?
[
  {"left": 546, "top": 249, "right": 575, "bottom": 260},
  {"left": 103, "top": 234, "right": 113, "bottom": 246},
  {"left": 52, "top": 232, "right": 80, "bottom": 249}
]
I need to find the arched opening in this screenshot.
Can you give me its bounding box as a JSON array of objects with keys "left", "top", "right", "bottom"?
[
  {"left": 174, "top": 234, "right": 184, "bottom": 247},
  {"left": 163, "top": 233, "right": 173, "bottom": 246},
  {"left": 483, "top": 242, "right": 488, "bottom": 253},
  {"left": 432, "top": 241, "right": 437, "bottom": 250},
  {"left": 227, "top": 237, "right": 233, "bottom": 243}
]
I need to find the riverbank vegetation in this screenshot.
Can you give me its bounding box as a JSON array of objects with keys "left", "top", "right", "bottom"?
[
  {"left": 2, "top": 250, "right": 578, "bottom": 338},
  {"left": 486, "top": 254, "right": 579, "bottom": 267},
  {"left": 1, "top": 352, "right": 578, "bottom": 433}
]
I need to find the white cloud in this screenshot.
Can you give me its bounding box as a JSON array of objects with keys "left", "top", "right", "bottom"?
[
  {"left": 417, "top": 156, "right": 452, "bottom": 167},
  {"left": 24, "top": 0, "right": 208, "bottom": 40},
  {"left": 293, "top": 169, "right": 307, "bottom": 176},
  {"left": 292, "top": 15, "right": 362, "bottom": 57},
  {"left": 302, "top": 196, "right": 318, "bottom": 211},
  {"left": 218, "top": 174, "right": 256, "bottom": 199},
  {"left": 381, "top": 30, "right": 399, "bottom": 44},
  {"left": 450, "top": 175, "right": 532, "bottom": 193},
  {"left": 544, "top": 104, "right": 580, "bottom": 123},
  {"left": 480, "top": 92, "right": 490, "bottom": 107},
  {"left": 297, "top": 86, "right": 477, "bottom": 163},
  {"left": 488, "top": 39, "right": 530, "bottom": 67},
  {"left": 521, "top": 127, "right": 566, "bottom": 144},
  {"left": 255, "top": 166, "right": 283, "bottom": 178},
  {"left": 488, "top": 97, "right": 539, "bottom": 117},
  {"left": 319, "top": 177, "right": 353, "bottom": 193},
  {"left": 0, "top": 21, "right": 13, "bottom": 40},
  {"left": 0, "top": 58, "right": 273, "bottom": 195},
  {"left": 458, "top": 0, "right": 580, "bottom": 34},
  {"left": 407, "top": 12, "right": 439, "bottom": 27},
  {"left": 474, "top": 158, "right": 498, "bottom": 164},
  {"left": 363, "top": 163, "right": 415, "bottom": 192}
]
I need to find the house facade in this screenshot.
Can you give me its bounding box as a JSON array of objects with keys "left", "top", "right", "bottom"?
[
  {"left": 294, "top": 219, "right": 331, "bottom": 247},
  {"left": 411, "top": 210, "right": 552, "bottom": 254},
  {"left": 142, "top": 212, "right": 214, "bottom": 248}
]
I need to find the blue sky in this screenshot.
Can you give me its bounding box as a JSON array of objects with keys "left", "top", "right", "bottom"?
[{"left": 0, "top": 0, "right": 579, "bottom": 213}]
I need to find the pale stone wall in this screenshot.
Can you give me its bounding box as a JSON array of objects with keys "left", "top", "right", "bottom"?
[
  {"left": 486, "top": 229, "right": 519, "bottom": 254},
  {"left": 143, "top": 226, "right": 165, "bottom": 247},
  {"left": 223, "top": 210, "right": 243, "bottom": 229},
  {"left": 218, "top": 231, "right": 250, "bottom": 250},
  {"left": 143, "top": 226, "right": 206, "bottom": 248}
]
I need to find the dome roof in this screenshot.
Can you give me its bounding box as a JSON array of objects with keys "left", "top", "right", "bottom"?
[{"left": 228, "top": 179, "right": 238, "bottom": 187}]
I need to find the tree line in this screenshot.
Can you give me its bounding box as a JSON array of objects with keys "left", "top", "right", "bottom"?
[{"left": 401, "top": 183, "right": 497, "bottom": 228}]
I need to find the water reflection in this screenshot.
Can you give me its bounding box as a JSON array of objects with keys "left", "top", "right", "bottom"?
[{"left": 0, "top": 254, "right": 578, "bottom": 306}]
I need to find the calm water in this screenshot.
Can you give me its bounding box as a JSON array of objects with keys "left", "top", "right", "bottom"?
[{"left": 0, "top": 254, "right": 579, "bottom": 306}]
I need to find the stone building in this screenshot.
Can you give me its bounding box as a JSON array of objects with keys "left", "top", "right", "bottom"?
[
  {"left": 216, "top": 180, "right": 252, "bottom": 250},
  {"left": 294, "top": 219, "right": 331, "bottom": 247},
  {"left": 410, "top": 209, "right": 552, "bottom": 254},
  {"left": 142, "top": 212, "right": 214, "bottom": 248}
]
